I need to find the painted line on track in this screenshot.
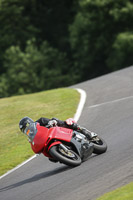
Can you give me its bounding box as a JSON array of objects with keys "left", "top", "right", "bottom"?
[
  {"left": 0, "top": 88, "right": 86, "bottom": 180},
  {"left": 89, "top": 95, "right": 133, "bottom": 108}
]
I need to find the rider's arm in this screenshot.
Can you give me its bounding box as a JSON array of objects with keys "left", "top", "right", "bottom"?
[
  {"left": 52, "top": 117, "right": 80, "bottom": 130},
  {"left": 36, "top": 117, "right": 80, "bottom": 130},
  {"left": 36, "top": 117, "right": 50, "bottom": 126},
  {"left": 36, "top": 117, "right": 65, "bottom": 127}
]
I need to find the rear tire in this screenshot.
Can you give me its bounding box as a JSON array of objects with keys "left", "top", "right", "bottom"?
[
  {"left": 91, "top": 137, "right": 107, "bottom": 154},
  {"left": 49, "top": 145, "right": 81, "bottom": 167}
]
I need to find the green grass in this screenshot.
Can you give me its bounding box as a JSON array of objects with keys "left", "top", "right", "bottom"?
[
  {"left": 97, "top": 182, "right": 133, "bottom": 200},
  {"left": 0, "top": 88, "right": 80, "bottom": 176}
]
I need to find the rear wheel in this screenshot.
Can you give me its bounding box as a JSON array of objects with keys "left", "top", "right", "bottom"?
[
  {"left": 91, "top": 137, "right": 107, "bottom": 154},
  {"left": 49, "top": 144, "right": 81, "bottom": 167}
]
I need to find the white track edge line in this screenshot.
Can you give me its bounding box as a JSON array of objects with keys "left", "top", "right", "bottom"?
[
  {"left": 74, "top": 88, "right": 87, "bottom": 122},
  {"left": 0, "top": 88, "right": 86, "bottom": 180},
  {"left": 0, "top": 155, "right": 37, "bottom": 180}
]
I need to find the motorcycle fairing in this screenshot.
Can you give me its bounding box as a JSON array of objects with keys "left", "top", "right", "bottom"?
[
  {"left": 31, "top": 125, "right": 73, "bottom": 154},
  {"left": 71, "top": 131, "right": 94, "bottom": 161},
  {"left": 31, "top": 124, "right": 49, "bottom": 153},
  {"left": 31, "top": 124, "right": 93, "bottom": 161},
  {"left": 48, "top": 126, "right": 73, "bottom": 142}
]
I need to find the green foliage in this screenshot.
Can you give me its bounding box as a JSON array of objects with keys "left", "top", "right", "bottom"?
[
  {"left": 107, "top": 32, "right": 133, "bottom": 70},
  {"left": 0, "top": 74, "right": 9, "bottom": 97},
  {"left": 69, "top": 0, "right": 133, "bottom": 80},
  {"left": 0, "top": 0, "right": 133, "bottom": 97},
  {"left": 0, "top": 0, "right": 38, "bottom": 73},
  {"left": 0, "top": 39, "right": 73, "bottom": 97}
]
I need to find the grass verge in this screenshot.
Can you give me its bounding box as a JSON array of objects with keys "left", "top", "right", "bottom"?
[
  {"left": 97, "top": 182, "right": 133, "bottom": 200},
  {"left": 0, "top": 88, "right": 80, "bottom": 176}
]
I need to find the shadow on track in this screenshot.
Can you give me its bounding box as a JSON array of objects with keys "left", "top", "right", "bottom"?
[{"left": 0, "top": 165, "right": 72, "bottom": 192}]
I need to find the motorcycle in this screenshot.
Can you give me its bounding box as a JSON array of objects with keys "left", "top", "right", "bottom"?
[{"left": 30, "top": 123, "right": 107, "bottom": 167}]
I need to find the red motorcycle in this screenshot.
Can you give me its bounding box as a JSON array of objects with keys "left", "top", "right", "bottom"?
[{"left": 30, "top": 123, "right": 107, "bottom": 167}]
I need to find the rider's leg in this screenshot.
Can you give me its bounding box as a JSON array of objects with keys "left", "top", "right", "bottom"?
[{"left": 80, "top": 127, "right": 97, "bottom": 140}]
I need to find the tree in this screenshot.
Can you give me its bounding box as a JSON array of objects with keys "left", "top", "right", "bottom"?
[
  {"left": 0, "top": 0, "right": 38, "bottom": 74},
  {"left": 0, "top": 39, "right": 73, "bottom": 97},
  {"left": 107, "top": 32, "right": 133, "bottom": 70},
  {"left": 69, "top": 0, "right": 133, "bottom": 81},
  {"left": 0, "top": 0, "right": 77, "bottom": 84},
  {"left": 1, "top": 0, "right": 133, "bottom": 98}
]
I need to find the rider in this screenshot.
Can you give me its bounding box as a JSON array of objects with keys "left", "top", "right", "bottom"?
[{"left": 19, "top": 116, "right": 94, "bottom": 142}]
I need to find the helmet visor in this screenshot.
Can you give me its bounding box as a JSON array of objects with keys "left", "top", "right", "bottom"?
[{"left": 19, "top": 117, "right": 34, "bottom": 133}]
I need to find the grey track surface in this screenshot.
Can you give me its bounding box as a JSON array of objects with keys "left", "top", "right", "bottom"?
[{"left": 0, "top": 66, "right": 133, "bottom": 200}]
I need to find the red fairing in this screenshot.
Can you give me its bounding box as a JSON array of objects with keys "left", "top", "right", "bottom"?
[
  {"left": 31, "top": 123, "right": 49, "bottom": 154},
  {"left": 31, "top": 124, "right": 73, "bottom": 157},
  {"left": 48, "top": 127, "right": 73, "bottom": 142}
]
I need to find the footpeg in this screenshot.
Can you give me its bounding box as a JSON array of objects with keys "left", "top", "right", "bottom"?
[{"left": 90, "top": 132, "right": 97, "bottom": 138}]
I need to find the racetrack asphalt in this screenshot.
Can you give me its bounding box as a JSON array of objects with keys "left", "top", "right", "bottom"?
[{"left": 0, "top": 66, "right": 133, "bottom": 200}]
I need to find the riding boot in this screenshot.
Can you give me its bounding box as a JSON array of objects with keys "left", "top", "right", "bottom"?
[
  {"left": 80, "top": 128, "right": 93, "bottom": 140},
  {"left": 73, "top": 124, "right": 97, "bottom": 140}
]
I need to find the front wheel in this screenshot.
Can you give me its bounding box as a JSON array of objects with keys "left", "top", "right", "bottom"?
[
  {"left": 49, "top": 145, "right": 81, "bottom": 167},
  {"left": 91, "top": 137, "right": 107, "bottom": 154}
]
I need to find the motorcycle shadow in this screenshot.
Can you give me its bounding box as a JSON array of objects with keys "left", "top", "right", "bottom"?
[
  {"left": 0, "top": 155, "right": 101, "bottom": 192},
  {"left": 0, "top": 165, "right": 72, "bottom": 192}
]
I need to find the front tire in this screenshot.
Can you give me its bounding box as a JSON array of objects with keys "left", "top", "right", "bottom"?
[
  {"left": 49, "top": 145, "right": 81, "bottom": 167},
  {"left": 91, "top": 137, "right": 107, "bottom": 154}
]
